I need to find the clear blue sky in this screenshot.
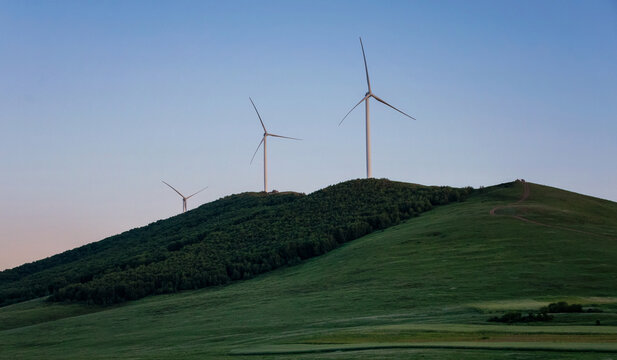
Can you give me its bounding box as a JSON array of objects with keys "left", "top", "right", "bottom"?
[{"left": 1, "top": 0, "right": 616, "bottom": 270}]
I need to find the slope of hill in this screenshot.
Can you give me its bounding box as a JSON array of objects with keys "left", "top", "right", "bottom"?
[
  {"left": 0, "top": 179, "right": 469, "bottom": 306},
  {"left": 1, "top": 180, "right": 616, "bottom": 359}
]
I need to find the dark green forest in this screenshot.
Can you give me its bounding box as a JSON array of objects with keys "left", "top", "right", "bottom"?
[{"left": 0, "top": 179, "right": 471, "bottom": 306}]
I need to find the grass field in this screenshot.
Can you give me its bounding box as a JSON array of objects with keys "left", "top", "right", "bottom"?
[{"left": 1, "top": 181, "right": 616, "bottom": 359}]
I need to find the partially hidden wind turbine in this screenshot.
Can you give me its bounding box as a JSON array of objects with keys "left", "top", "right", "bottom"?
[
  {"left": 340, "top": 37, "right": 416, "bottom": 179},
  {"left": 162, "top": 181, "right": 207, "bottom": 213},
  {"left": 249, "top": 97, "right": 301, "bottom": 193}
]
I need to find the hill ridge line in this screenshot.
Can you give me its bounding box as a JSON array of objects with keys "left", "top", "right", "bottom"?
[{"left": 490, "top": 180, "right": 614, "bottom": 239}]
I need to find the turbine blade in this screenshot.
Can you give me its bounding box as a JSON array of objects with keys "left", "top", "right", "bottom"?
[
  {"left": 268, "top": 133, "right": 302, "bottom": 140},
  {"left": 339, "top": 95, "right": 369, "bottom": 126},
  {"left": 249, "top": 97, "right": 267, "bottom": 132},
  {"left": 371, "top": 94, "right": 416, "bottom": 120},
  {"left": 359, "top": 37, "right": 371, "bottom": 93},
  {"left": 250, "top": 137, "right": 265, "bottom": 164},
  {"left": 186, "top": 186, "right": 208, "bottom": 199},
  {"left": 162, "top": 180, "right": 185, "bottom": 198}
]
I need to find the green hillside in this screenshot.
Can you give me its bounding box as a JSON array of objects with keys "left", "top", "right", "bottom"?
[
  {"left": 1, "top": 180, "right": 616, "bottom": 359},
  {"left": 0, "top": 179, "right": 468, "bottom": 306}
]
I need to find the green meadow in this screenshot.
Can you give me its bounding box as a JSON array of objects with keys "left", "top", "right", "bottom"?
[{"left": 1, "top": 181, "right": 616, "bottom": 359}]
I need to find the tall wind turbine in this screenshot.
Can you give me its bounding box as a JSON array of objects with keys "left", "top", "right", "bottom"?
[
  {"left": 162, "top": 181, "right": 207, "bottom": 213},
  {"left": 249, "top": 97, "right": 301, "bottom": 193},
  {"left": 339, "top": 37, "right": 416, "bottom": 178}
]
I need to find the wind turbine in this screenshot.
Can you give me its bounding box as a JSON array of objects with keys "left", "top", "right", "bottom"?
[
  {"left": 162, "top": 181, "right": 207, "bottom": 213},
  {"left": 339, "top": 37, "right": 416, "bottom": 178},
  {"left": 249, "top": 97, "right": 301, "bottom": 193}
]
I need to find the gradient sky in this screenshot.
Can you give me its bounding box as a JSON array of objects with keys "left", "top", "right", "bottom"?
[{"left": 1, "top": 0, "right": 616, "bottom": 270}]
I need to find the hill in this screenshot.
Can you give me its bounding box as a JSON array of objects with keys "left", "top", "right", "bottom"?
[
  {"left": 0, "top": 179, "right": 469, "bottom": 306},
  {"left": 1, "top": 180, "right": 616, "bottom": 359}
]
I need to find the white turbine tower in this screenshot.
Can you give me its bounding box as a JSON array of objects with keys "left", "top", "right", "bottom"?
[
  {"left": 249, "top": 97, "right": 301, "bottom": 193},
  {"left": 340, "top": 37, "right": 416, "bottom": 178},
  {"left": 162, "top": 181, "right": 207, "bottom": 213}
]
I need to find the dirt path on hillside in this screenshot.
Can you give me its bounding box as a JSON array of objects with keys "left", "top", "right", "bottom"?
[
  {"left": 489, "top": 180, "right": 530, "bottom": 216},
  {"left": 489, "top": 180, "right": 614, "bottom": 239}
]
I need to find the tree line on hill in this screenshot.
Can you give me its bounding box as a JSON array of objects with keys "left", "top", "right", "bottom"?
[{"left": 0, "top": 179, "right": 472, "bottom": 306}]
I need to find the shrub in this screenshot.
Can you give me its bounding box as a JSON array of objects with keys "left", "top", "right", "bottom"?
[
  {"left": 488, "top": 311, "right": 553, "bottom": 323},
  {"left": 540, "top": 302, "right": 583, "bottom": 313}
]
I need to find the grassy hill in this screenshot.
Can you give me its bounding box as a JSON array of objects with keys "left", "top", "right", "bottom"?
[
  {"left": 0, "top": 179, "right": 468, "bottom": 306},
  {"left": 1, "top": 180, "right": 616, "bottom": 359}
]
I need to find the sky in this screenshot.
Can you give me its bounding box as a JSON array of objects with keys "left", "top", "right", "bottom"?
[{"left": 1, "top": 0, "right": 616, "bottom": 270}]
